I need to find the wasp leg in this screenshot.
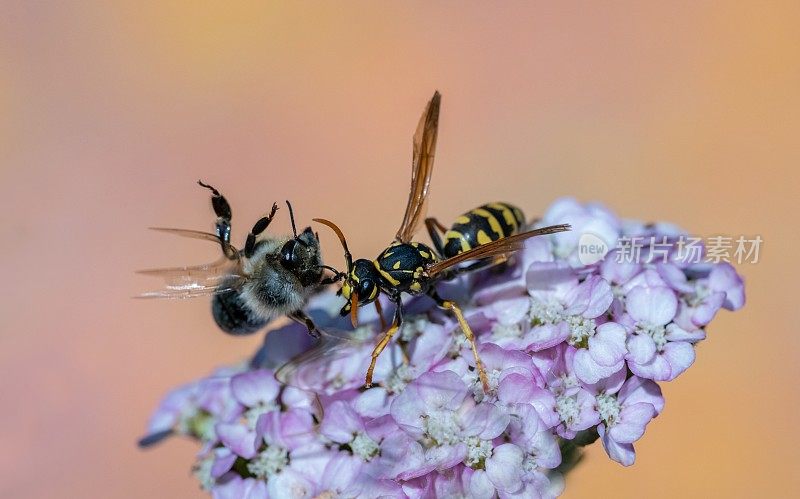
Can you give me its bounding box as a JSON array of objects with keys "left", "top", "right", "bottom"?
[
  {"left": 244, "top": 202, "right": 279, "bottom": 258},
  {"left": 430, "top": 291, "right": 490, "bottom": 393},
  {"left": 365, "top": 300, "right": 404, "bottom": 388},
  {"left": 288, "top": 309, "right": 322, "bottom": 339},
  {"left": 397, "top": 338, "right": 411, "bottom": 365},
  {"left": 447, "top": 254, "right": 510, "bottom": 278},
  {"left": 198, "top": 180, "right": 236, "bottom": 258},
  {"left": 424, "top": 217, "right": 449, "bottom": 258},
  {"left": 374, "top": 299, "right": 388, "bottom": 331},
  {"left": 375, "top": 299, "right": 410, "bottom": 363}
]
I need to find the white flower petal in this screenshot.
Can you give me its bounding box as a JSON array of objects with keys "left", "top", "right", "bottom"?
[
  {"left": 625, "top": 334, "right": 656, "bottom": 364},
  {"left": 589, "top": 322, "right": 627, "bottom": 366},
  {"left": 626, "top": 286, "right": 677, "bottom": 326},
  {"left": 486, "top": 444, "right": 524, "bottom": 493},
  {"left": 662, "top": 341, "right": 696, "bottom": 381}
]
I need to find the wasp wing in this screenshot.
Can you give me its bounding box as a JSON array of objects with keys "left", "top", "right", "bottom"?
[
  {"left": 427, "top": 224, "right": 571, "bottom": 277},
  {"left": 136, "top": 227, "right": 245, "bottom": 299},
  {"left": 274, "top": 330, "right": 372, "bottom": 393},
  {"left": 274, "top": 334, "right": 347, "bottom": 386},
  {"left": 395, "top": 91, "right": 441, "bottom": 243}
]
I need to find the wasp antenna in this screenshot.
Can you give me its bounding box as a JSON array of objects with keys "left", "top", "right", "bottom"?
[
  {"left": 286, "top": 200, "right": 299, "bottom": 239},
  {"left": 313, "top": 218, "right": 353, "bottom": 271}
]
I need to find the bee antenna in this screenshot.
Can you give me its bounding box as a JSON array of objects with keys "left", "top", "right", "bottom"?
[
  {"left": 285, "top": 200, "right": 299, "bottom": 239},
  {"left": 313, "top": 218, "right": 353, "bottom": 271}
]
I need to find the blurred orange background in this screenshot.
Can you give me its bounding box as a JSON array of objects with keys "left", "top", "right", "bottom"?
[{"left": 1, "top": 1, "right": 798, "bottom": 497}]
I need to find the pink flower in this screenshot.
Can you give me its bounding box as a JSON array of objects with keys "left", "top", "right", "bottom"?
[
  {"left": 677, "top": 262, "right": 746, "bottom": 328},
  {"left": 526, "top": 263, "right": 614, "bottom": 352},
  {"left": 140, "top": 366, "right": 245, "bottom": 448},
  {"left": 390, "top": 371, "right": 510, "bottom": 477},
  {"left": 572, "top": 322, "right": 627, "bottom": 384},
  {"left": 589, "top": 375, "right": 664, "bottom": 466},
  {"left": 442, "top": 342, "right": 543, "bottom": 400},
  {"left": 142, "top": 196, "right": 746, "bottom": 496},
  {"left": 624, "top": 285, "right": 696, "bottom": 381},
  {"left": 320, "top": 400, "right": 407, "bottom": 477},
  {"left": 211, "top": 476, "right": 267, "bottom": 499},
  {"left": 532, "top": 345, "right": 600, "bottom": 439},
  {"left": 469, "top": 443, "right": 526, "bottom": 497},
  {"left": 541, "top": 197, "right": 621, "bottom": 265}
]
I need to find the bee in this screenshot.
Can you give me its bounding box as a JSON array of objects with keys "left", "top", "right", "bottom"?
[
  {"left": 314, "top": 91, "right": 570, "bottom": 392},
  {"left": 137, "top": 181, "right": 343, "bottom": 337}
]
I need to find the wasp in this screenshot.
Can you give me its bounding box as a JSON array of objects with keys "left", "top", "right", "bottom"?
[
  {"left": 137, "top": 182, "right": 342, "bottom": 337},
  {"left": 425, "top": 202, "right": 526, "bottom": 260},
  {"left": 315, "top": 91, "right": 570, "bottom": 392}
]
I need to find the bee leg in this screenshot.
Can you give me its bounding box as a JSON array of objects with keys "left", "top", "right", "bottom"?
[
  {"left": 198, "top": 180, "right": 235, "bottom": 257},
  {"left": 365, "top": 301, "right": 404, "bottom": 388},
  {"left": 318, "top": 267, "right": 346, "bottom": 285},
  {"left": 430, "top": 291, "right": 490, "bottom": 393},
  {"left": 244, "top": 202, "right": 279, "bottom": 258},
  {"left": 424, "top": 217, "right": 448, "bottom": 258},
  {"left": 288, "top": 310, "right": 322, "bottom": 339},
  {"left": 319, "top": 275, "right": 342, "bottom": 285}
]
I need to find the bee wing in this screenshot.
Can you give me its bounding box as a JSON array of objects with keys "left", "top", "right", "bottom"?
[
  {"left": 136, "top": 227, "right": 245, "bottom": 299},
  {"left": 135, "top": 260, "right": 245, "bottom": 299},
  {"left": 395, "top": 91, "right": 441, "bottom": 243},
  {"left": 427, "top": 224, "right": 572, "bottom": 277},
  {"left": 147, "top": 227, "right": 239, "bottom": 255}
]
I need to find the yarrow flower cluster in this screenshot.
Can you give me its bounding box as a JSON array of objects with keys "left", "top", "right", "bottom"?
[{"left": 142, "top": 198, "right": 745, "bottom": 498}]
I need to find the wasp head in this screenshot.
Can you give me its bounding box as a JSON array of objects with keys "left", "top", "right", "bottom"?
[{"left": 339, "top": 259, "right": 380, "bottom": 317}]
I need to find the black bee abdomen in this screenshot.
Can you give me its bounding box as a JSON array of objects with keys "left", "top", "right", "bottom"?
[
  {"left": 212, "top": 289, "right": 269, "bottom": 335},
  {"left": 375, "top": 242, "right": 438, "bottom": 294},
  {"left": 442, "top": 202, "right": 525, "bottom": 258}
]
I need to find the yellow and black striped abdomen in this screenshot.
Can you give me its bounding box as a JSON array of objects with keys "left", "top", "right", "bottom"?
[{"left": 442, "top": 202, "right": 525, "bottom": 258}]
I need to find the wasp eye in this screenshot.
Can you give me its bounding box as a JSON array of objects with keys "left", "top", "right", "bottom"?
[{"left": 359, "top": 279, "right": 375, "bottom": 300}]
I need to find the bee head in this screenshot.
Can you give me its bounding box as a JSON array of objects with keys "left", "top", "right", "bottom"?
[{"left": 279, "top": 227, "right": 316, "bottom": 271}]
